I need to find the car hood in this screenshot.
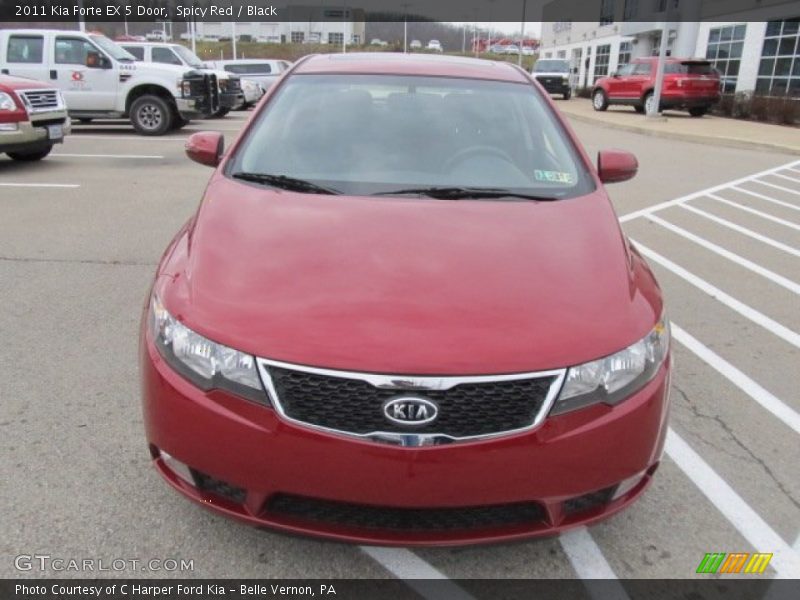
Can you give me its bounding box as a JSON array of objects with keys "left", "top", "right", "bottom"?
[
  {"left": 159, "top": 177, "right": 661, "bottom": 375},
  {"left": 0, "top": 74, "right": 57, "bottom": 91},
  {"left": 534, "top": 71, "right": 569, "bottom": 77}
]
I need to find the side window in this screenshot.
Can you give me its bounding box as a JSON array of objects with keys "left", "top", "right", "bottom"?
[
  {"left": 55, "top": 38, "right": 95, "bottom": 65},
  {"left": 7, "top": 35, "right": 44, "bottom": 63},
  {"left": 633, "top": 62, "right": 652, "bottom": 75},
  {"left": 152, "top": 47, "right": 182, "bottom": 66},
  {"left": 123, "top": 46, "right": 144, "bottom": 61}
]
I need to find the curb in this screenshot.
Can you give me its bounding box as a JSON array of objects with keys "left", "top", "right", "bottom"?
[{"left": 560, "top": 109, "right": 800, "bottom": 157}]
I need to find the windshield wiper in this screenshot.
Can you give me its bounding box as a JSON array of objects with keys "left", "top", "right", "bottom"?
[
  {"left": 372, "top": 186, "right": 559, "bottom": 202},
  {"left": 231, "top": 172, "right": 341, "bottom": 195}
]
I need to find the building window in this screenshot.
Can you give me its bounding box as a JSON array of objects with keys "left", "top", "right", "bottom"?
[
  {"left": 557, "top": 50, "right": 566, "bottom": 59},
  {"left": 291, "top": 31, "right": 305, "bottom": 44},
  {"left": 328, "top": 32, "right": 343, "bottom": 45},
  {"left": 352, "top": 35, "right": 361, "bottom": 45},
  {"left": 618, "top": 41, "right": 632, "bottom": 67},
  {"left": 593, "top": 44, "right": 611, "bottom": 83},
  {"left": 757, "top": 18, "right": 800, "bottom": 96},
  {"left": 706, "top": 24, "right": 746, "bottom": 93},
  {"left": 544, "top": 51, "right": 552, "bottom": 58},
  {"left": 623, "top": 0, "right": 638, "bottom": 21},
  {"left": 599, "top": 0, "right": 614, "bottom": 26}
]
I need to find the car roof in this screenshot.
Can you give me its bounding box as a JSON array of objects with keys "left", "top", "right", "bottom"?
[
  {"left": 294, "top": 53, "right": 528, "bottom": 83},
  {"left": 215, "top": 59, "right": 282, "bottom": 65}
]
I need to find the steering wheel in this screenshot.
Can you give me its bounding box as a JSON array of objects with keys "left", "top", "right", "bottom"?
[{"left": 443, "top": 145, "right": 517, "bottom": 173}]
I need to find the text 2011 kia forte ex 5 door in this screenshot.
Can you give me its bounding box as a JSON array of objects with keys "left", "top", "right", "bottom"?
[{"left": 140, "top": 53, "right": 671, "bottom": 546}]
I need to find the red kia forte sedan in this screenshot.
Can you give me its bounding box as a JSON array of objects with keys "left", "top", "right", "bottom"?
[{"left": 140, "top": 53, "right": 671, "bottom": 545}]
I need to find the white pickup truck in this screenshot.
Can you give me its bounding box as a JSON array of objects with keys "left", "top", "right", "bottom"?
[
  {"left": 0, "top": 29, "right": 218, "bottom": 135},
  {"left": 120, "top": 42, "right": 244, "bottom": 117}
]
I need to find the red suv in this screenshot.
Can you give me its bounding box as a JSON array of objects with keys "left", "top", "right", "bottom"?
[
  {"left": 141, "top": 53, "right": 671, "bottom": 545},
  {"left": 592, "top": 57, "right": 721, "bottom": 117}
]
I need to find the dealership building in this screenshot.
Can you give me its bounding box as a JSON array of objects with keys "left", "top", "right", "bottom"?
[
  {"left": 193, "top": 6, "right": 366, "bottom": 46},
  {"left": 539, "top": 0, "right": 800, "bottom": 95}
]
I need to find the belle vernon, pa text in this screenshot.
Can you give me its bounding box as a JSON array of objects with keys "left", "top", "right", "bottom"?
[{"left": 16, "top": 583, "right": 338, "bottom": 596}]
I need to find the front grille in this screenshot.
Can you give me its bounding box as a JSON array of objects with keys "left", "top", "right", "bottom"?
[
  {"left": 20, "top": 89, "right": 60, "bottom": 111},
  {"left": 266, "top": 366, "right": 557, "bottom": 439},
  {"left": 266, "top": 494, "right": 545, "bottom": 532}
]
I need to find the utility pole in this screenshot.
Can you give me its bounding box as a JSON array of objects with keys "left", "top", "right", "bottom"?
[
  {"left": 402, "top": 3, "right": 410, "bottom": 53},
  {"left": 232, "top": 21, "right": 237, "bottom": 59},
  {"left": 518, "top": 0, "right": 527, "bottom": 67},
  {"left": 77, "top": 0, "right": 85, "bottom": 31},
  {"left": 648, "top": 1, "right": 676, "bottom": 120}
]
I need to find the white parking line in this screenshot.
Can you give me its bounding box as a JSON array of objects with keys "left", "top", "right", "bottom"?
[
  {"left": 646, "top": 214, "right": 800, "bottom": 295},
  {"left": 705, "top": 194, "right": 800, "bottom": 232},
  {"left": 69, "top": 135, "right": 185, "bottom": 142},
  {"left": 52, "top": 153, "right": 165, "bottom": 159},
  {"left": 679, "top": 204, "right": 800, "bottom": 258},
  {"left": 559, "top": 529, "right": 630, "bottom": 598},
  {"left": 665, "top": 430, "right": 800, "bottom": 578},
  {"left": 672, "top": 324, "right": 800, "bottom": 436},
  {"left": 359, "top": 547, "right": 476, "bottom": 600},
  {"left": 772, "top": 173, "right": 800, "bottom": 185},
  {"left": 752, "top": 179, "right": 800, "bottom": 197},
  {"left": 731, "top": 186, "right": 800, "bottom": 212},
  {"left": 0, "top": 182, "right": 80, "bottom": 188},
  {"left": 632, "top": 241, "right": 800, "bottom": 348},
  {"left": 618, "top": 160, "right": 800, "bottom": 222}
]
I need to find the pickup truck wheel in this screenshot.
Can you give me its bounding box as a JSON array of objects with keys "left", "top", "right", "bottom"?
[
  {"left": 172, "top": 115, "right": 190, "bottom": 130},
  {"left": 592, "top": 89, "right": 608, "bottom": 111},
  {"left": 563, "top": 89, "right": 572, "bottom": 100},
  {"left": 211, "top": 108, "right": 230, "bottom": 119},
  {"left": 130, "top": 95, "right": 173, "bottom": 136},
  {"left": 7, "top": 144, "right": 53, "bottom": 161},
  {"left": 689, "top": 106, "right": 708, "bottom": 117}
]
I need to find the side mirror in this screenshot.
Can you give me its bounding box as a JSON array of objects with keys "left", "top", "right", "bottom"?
[
  {"left": 185, "top": 132, "right": 224, "bottom": 167},
  {"left": 611, "top": 71, "right": 619, "bottom": 78},
  {"left": 597, "top": 149, "right": 638, "bottom": 184}
]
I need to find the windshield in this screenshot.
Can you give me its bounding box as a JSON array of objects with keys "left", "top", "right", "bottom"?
[
  {"left": 230, "top": 74, "right": 592, "bottom": 199},
  {"left": 665, "top": 62, "right": 716, "bottom": 75},
  {"left": 172, "top": 45, "right": 204, "bottom": 68},
  {"left": 89, "top": 34, "right": 135, "bottom": 61},
  {"left": 534, "top": 60, "right": 570, "bottom": 73}
]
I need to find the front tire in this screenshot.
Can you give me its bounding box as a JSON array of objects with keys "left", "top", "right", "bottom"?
[
  {"left": 689, "top": 106, "right": 708, "bottom": 118},
  {"left": 211, "top": 108, "right": 230, "bottom": 119},
  {"left": 130, "top": 94, "right": 173, "bottom": 136},
  {"left": 563, "top": 89, "right": 572, "bottom": 100},
  {"left": 634, "top": 105, "right": 645, "bottom": 114},
  {"left": 7, "top": 145, "right": 53, "bottom": 161},
  {"left": 592, "top": 89, "right": 608, "bottom": 111}
]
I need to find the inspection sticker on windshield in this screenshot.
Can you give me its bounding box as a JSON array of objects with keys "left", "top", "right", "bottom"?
[{"left": 534, "top": 170, "right": 574, "bottom": 184}]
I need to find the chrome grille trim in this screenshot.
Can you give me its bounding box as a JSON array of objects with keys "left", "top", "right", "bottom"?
[
  {"left": 18, "top": 89, "right": 63, "bottom": 113},
  {"left": 256, "top": 358, "right": 567, "bottom": 447}
]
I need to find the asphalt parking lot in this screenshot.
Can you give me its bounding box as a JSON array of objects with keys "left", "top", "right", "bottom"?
[{"left": 1, "top": 111, "right": 798, "bottom": 585}]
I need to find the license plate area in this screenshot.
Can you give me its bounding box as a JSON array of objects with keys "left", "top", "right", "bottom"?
[{"left": 47, "top": 124, "right": 63, "bottom": 140}]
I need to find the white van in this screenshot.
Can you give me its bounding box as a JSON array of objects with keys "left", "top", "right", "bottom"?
[{"left": 0, "top": 29, "right": 217, "bottom": 135}]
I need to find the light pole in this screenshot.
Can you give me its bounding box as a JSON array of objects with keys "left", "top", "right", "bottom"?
[
  {"left": 648, "top": 18, "right": 671, "bottom": 119},
  {"left": 232, "top": 21, "right": 237, "bottom": 59},
  {"left": 401, "top": 3, "right": 410, "bottom": 53},
  {"left": 518, "top": 0, "right": 527, "bottom": 67}
]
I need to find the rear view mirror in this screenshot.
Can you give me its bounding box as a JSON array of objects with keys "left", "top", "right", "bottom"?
[
  {"left": 597, "top": 150, "right": 638, "bottom": 184},
  {"left": 185, "top": 132, "right": 224, "bottom": 168}
]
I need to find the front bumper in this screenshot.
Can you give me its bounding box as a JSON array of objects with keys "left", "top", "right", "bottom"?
[
  {"left": 0, "top": 111, "right": 70, "bottom": 153},
  {"left": 141, "top": 332, "right": 670, "bottom": 546},
  {"left": 535, "top": 77, "right": 571, "bottom": 95},
  {"left": 219, "top": 91, "right": 246, "bottom": 110}
]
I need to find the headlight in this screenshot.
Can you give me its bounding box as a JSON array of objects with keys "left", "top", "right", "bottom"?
[
  {"left": 177, "top": 79, "right": 192, "bottom": 97},
  {"left": 149, "top": 295, "right": 267, "bottom": 404},
  {"left": 218, "top": 79, "right": 229, "bottom": 92},
  {"left": 562, "top": 75, "right": 570, "bottom": 82},
  {"left": 551, "top": 317, "right": 670, "bottom": 415},
  {"left": 0, "top": 91, "right": 18, "bottom": 111}
]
